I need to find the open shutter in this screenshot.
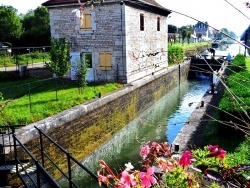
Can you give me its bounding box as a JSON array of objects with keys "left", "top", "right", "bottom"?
[
  {"left": 105, "top": 53, "right": 111, "bottom": 70},
  {"left": 100, "top": 53, "right": 106, "bottom": 70}
]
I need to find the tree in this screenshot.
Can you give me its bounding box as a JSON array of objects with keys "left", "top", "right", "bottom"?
[
  {"left": 20, "top": 6, "right": 50, "bottom": 47},
  {"left": 168, "top": 24, "right": 178, "bottom": 33},
  {"left": 181, "top": 30, "right": 187, "bottom": 44},
  {"left": 45, "top": 38, "right": 71, "bottom": 77},
  {"left": 186, "top": 31, "right": 191, "bottom": 44},
  {"left": 74, "top": 57, "right": 89, "bottom": 94},
  {"left": 0, "top": 5, "right": 22, "bottom": 44}
]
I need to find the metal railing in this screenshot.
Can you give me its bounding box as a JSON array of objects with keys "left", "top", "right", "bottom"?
[
  {"left": 34, "top": 126, "right": 109, "bottom": 188},
  {"left": 13, "top": 133, "right": 60, "bottom": 188}
]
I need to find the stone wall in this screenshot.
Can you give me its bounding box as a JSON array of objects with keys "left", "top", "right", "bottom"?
[
  {"left": 48, "top": 1, "right": 168, "bottom": 83},
  {"left": 125, "top": 5, "right": 168, "bottom": 83},
  {"left": 14, "top": 62, "right": 190, "bottom": 179}
]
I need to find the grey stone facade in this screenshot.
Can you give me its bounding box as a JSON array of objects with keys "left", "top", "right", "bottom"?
[{"left": 44, "top": 0, "right": 171, "bottom": 83}]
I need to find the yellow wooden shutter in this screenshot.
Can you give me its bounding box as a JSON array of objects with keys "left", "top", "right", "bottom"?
[
  {"left": 105, "top": 53, "right": 111, "bottom": 70},
  {"left": 100, "top": 53, "right": 106, "bottom": 70},
  {"left": 100, "top": 52, "right": 111, "bottom": 70},
  {"left": 80, "top": 13, "right": 91, "bottom": 29},
  {"left": 85, "top": 14, "right": 91, "bottom": 29}
]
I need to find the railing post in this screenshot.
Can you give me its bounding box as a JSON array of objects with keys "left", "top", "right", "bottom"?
[
  {"left": 36, "top": 161, "right": 41, "bottom": 187},
  {"left": 13, "top": 134, "right": 19, "bottom": 175},
  {"left": 67, "top": 152, "right": 73, "bottom": 188},
  {"left": 38, "top": 129, "right": 45, "bottom": 167}
]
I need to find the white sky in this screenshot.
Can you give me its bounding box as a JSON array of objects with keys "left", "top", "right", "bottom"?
[
  {"left": 156, "top": 0, "right": 250, "bottom": 37},
  {"left": 0, "top": 0, "right": 249, "bottom": 36}
]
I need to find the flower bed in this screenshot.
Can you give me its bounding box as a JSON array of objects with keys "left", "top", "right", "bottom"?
[{"left": 97, "top": 142, "right": 250, "bottom": 188}]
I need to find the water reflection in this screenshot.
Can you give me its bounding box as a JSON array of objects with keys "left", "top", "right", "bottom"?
[{"left": 59, "top": 76, "right": 210, "bottom": 187}]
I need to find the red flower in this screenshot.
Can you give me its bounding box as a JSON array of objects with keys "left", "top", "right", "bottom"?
[
  {"left": 178, "top": 150, "right": 191, "bottom": 168},
  {"left": 208, "top": 145, "right": 219, "bottom": 152},
  {"left": 207, "top": 148, "right": 226, "bottom": 159}
]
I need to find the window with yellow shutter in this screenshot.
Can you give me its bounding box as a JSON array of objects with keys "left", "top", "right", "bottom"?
[
  {"left": 80, "top": 13, "right": 92, "bottom": 29},
  {"left": 100, "top": 52, "right": 112, "bottom": 70}
]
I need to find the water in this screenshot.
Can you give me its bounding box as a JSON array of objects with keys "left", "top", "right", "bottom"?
[{"left": 59, "top": 75, "right": 211, "bottom": 187}]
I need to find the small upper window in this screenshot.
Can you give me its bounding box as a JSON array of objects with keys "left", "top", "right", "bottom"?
[
  {"left": 157, "top": 17, "right": 160, "bottom": 31},
  {"left": 80, "top": 12, "right": 92, "bottom": 30},
  {"left": 140, "top": 13, "right": 144, "bottom": 31}
]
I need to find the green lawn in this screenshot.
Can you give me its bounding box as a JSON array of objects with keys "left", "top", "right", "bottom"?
[
  {"left": 246, "top": 56, "right": 250, "bottom": 71},
  {"left": 0, "top": 78, "right": 122, "bottom": 126}
]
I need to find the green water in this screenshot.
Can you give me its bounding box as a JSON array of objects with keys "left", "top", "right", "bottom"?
[{"left": 59, "top": 76, "right": 211, "bottom": 188}]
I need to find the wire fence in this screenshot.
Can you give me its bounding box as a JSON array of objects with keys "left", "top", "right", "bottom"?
[{"left": 0, "top": 77, "right": 84, "bottom": 116}]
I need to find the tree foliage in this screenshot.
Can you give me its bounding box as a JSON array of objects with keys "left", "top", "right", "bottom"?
[
  {"left": 168, "top": 24, "right": 178, "bottom": 33},
  {"left": 0, "top": 5, "right": 22, "bottom": 43},
  {"left": 45, "top": 38, "right": 71, "bottom": 77},
  {"left": 20, "top": 6, "right": 50, "bottom": 47}
]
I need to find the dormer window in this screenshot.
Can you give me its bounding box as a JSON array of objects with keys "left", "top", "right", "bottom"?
[{"left": 140, "top": 13, "right": 144, "bottom": 31}]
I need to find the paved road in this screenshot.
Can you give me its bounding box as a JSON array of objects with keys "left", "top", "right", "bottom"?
[{"left": 0, "top": 62, "right": 45, "bottom": 72}]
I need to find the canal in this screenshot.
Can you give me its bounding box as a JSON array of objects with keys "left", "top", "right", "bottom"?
[{"left": 59, "top": 74, "right": 211, "bottom": 187}]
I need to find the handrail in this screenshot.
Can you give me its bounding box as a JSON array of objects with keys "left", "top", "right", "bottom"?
[
  {"left": 34, "top": 126, "right": 109, "bottom": 188},
  {"left": 35, "top": 145, "right": 79, "bottom": 188},
  {"left": 13, "top": 134, "right": 60, "bottom": 188}
]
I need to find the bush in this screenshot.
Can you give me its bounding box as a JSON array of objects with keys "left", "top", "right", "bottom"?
[
  {"left": 230, "top": 54, "right": 246, "bottom": 72},
  {"left": 168, "top": 46, "right": 184, "bottom": 65}
]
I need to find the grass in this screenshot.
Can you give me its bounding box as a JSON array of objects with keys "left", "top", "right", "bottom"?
[
  {"left": 0, "top": 78, "right": 123, "bottom": 125},
  {"left": 246, "top": 56, "right": 250, "bottom": 71},
  {"left": 0, "top": 52, "right": 50, "bottom": 67},
  {"left": 170, "top": 41, "right": 211, "bottom": 48}
]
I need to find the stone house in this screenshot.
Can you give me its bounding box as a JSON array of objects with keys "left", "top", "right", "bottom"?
[{"left": 42, "top": 0, "right": 171, "bottom": 83}]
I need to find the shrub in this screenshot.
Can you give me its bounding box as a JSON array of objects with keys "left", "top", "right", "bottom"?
[{"left": 168, "top": 46, "right": 184, "bottom": 65}]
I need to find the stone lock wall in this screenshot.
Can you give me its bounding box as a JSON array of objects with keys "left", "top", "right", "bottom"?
[{"left": 15, "top": 62, "right": 190, "bottom": 179}]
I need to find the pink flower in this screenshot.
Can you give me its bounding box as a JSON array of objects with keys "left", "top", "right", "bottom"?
[
  {"left": 207, "top": 148, "right": 227, "bottom": 159},
  {"left": 119, "top": 170, "right": 137, "bottom": 188},
  {"left": 178, "top": 150, "right": 191, "bottom": 168},
  {"left": 157, "top": 158, "right": 175, "bottom": 172},
  {"left": 207, "top": 145, "right": 226, "bottom": 159},
  {"left": 151, "top": 142, "right": 162, "bottom": 152},
  {"left": 139, "top": 167, "right": 157, "bottom": 187},
  {"left": 208, "top": 145, "right": 219, "bottom": 152},
  {"left": 140, "top": 145, "right": 150, "bottom": 159}
]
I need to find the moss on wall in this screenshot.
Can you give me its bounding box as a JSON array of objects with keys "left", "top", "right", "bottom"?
[{"left": 18, "top": 63, "right": 190, "bottom": 181}]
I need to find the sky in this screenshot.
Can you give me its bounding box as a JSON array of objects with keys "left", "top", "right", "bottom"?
[
  {"left": 156, "top": 0, "right": 250, "bottom": 37},
  {"left": 0, "top": 0, "right": 249, "bottom": 36}
]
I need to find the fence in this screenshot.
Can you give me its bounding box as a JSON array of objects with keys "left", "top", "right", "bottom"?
[{"left": 0, "top": 77, "right": 101, "bottom": 125}]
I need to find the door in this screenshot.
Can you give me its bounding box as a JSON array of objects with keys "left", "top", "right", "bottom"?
[
  {"left": 81, "top": 53, "right": 94, "bottom": 82},
  {"left": 70, "top": 52, "right": 94, "bottom": 81}
]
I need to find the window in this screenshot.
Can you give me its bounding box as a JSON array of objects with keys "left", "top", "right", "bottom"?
[
  {"left": 140, "top": 13, "right": 144, "bottom": 31},
  {"left": 81, "top": 53, "right": 92, "bottom": 68},
  {"left": 100, "top": 52, "right": 111, "bottom": 70},
  {"left": 80, "top": 12, "right": 91, "bottom": 29},
  {"left": 157, "top": 17, "right": 160, "bottom": 31}
]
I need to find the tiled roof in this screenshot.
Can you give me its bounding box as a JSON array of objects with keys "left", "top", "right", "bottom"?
[
  {"left": 139, "top": 0, "right": 165, "bottom": 8},
  {"left": 42, "top": 0, "right": 79, "bottom": 6},
  {"left": 43, "top": 0, "right": 167, "bottom": 10}
]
